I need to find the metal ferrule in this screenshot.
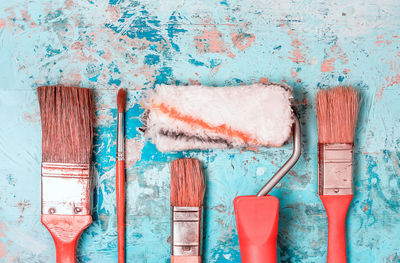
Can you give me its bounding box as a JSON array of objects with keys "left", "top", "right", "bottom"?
[
  {"left": 172, "top": 206, "right": 203, "bottom": 256},
  {"left": 41, "top": 162, "right": 92, "bottom": 215},
  {"left": 318, "top": 143, "right": 354, "bottom": 195},
  {"left": 117, "top": 112, "right": 124, "bottom": 161}
]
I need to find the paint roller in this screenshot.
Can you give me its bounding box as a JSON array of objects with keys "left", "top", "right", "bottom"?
[{"left": 140, "top": 83, "right": 301, "bottom": 263}]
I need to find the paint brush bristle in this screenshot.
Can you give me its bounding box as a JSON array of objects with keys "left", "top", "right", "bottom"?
[
  {"left": 37, "top": 85, "right": 94, "bottom": 164},
  {"left": 170, "top": 158, "right": 205, "bottom": 207},
  {"left": 316, "top": 86, "right": 360, "bottom": 144},
  {"left": 117, "top": 88, "right": 126, "bottom": 113}
]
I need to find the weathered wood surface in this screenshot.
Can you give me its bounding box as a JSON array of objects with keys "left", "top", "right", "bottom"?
[{"left": 0, "top": 0, "right": 399, "bottom": 262}]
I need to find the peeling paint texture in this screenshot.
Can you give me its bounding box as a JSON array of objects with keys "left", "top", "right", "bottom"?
[{"left": 0, "top": 0, "right": 400, "bottom": 262}]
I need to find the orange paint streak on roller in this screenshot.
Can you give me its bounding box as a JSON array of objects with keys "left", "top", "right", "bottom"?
[{"left": 153, "top": 102, "right": 262, "bottom": 145}]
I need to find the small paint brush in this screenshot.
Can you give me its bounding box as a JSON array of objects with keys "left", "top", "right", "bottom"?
[
  {"left": 116, "top": 88, "right": 126, "bottom": 263},
  {"left": 38, "top": 85, "right": 94, "bottom": 263},
  {"left": 316, "top": 86, "right": 360, "bottom": 263},
  {"left": 170, "top": 158, "right": 205, "bottom": 263}
]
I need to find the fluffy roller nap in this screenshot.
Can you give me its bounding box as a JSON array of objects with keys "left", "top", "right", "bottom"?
[{"left": 141, "top": 83, "right": 294, "bottom": 152}]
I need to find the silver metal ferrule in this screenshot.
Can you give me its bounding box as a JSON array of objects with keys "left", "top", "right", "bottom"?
[
  {"left": 172, "top": 206, "right": 203, "bottom": 256},
  {"left": 41, "top": 162, "right": 92, "bottom": 215},
  {"left": 117, "top": 112, "right": 124, "bottom": 160},
  {"left": 318, "top": 143, "right": 354, "bottom": 195}
]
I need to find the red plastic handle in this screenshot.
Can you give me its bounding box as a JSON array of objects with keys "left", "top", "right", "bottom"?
[
  {"left": 320, "top": 195, "right": 353, "bottom": 263},
  {"left": 116, "top": 160, "right": 126, "bottom": 263},
  {"left": 171, "top": 256, "right": 201, "bottom": 263},
  {"left": 41, "top": 214, "right": 92, "bottom": 263},
  {"left": 234, "top": 196, "right": 279, "bottom": 263}
]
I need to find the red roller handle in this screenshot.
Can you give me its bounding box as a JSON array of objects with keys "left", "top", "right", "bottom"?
[
  {"left": 320, "top": 195, "right": 353, "bottom": 263},
  {"left": 234, "top": 196, "right": 279, "bottom": 263},
  {"left": 116, "top": 160, "right": 126, "bottom": 263},
  {"left": 41, "top": 214, "right": 92, "bottom": 263}
]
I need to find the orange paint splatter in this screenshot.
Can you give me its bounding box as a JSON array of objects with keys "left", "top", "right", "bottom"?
[
  {"left": 194, "top": 30, "right": 235, "bottom": 57},
  {"left": 377, "top": 73, "right": 400, "bottom": 100},
  {"left": 153, "top": 102, "right": 262, "bottom": 145},
  {"left": 245, "top": 147, "right": 259, "bottom": 153},
  {"left": 23, "top": 111, "right": 39, "bottom": 123},
  {"left": 295, "top": 98, "right": 307, "bottom": 106},
  {"left": 65, "top": 0, "right": 75, "bottom": 8},
  {"left": 21, "top": 10, "right": 31, "bottom": 21},
  {"left": 188, "top": 79, "right": 201, "bottom": 85},
  {"left": 289, "top": 39, "right": 306, "bottom": 63},
  {"left": 387, "top": 74, "right": 400, "bottom": 87},
  {"left": 258, "top": 77, "right": 269, "bottom": 84},
  {"left": 231, "top": 33, "right": 255, "bottom": 51},
  {"left": 321, "top": 58, "right": 335, "bottom": 72},
  {"left": 0, "top": 222, "right": 5, "bottom": 238},
  {"left": 290, "top": 68, "right": 298, "bottom": 78},
  {"left": 0, "top": 242, "right": 6, "bottom": 258},
  {"left": 0, "top": 19, "right": 6, "bottom": 29},
  {"left": 0, "top": 222, "right": 6, "bottom": 258}
]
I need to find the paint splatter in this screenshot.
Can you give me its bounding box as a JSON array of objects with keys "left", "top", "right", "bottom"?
[
  {"left": 377, "top": 73, "right": 400, "bottom": 100},
  {"left": 194, "top": 30, "right": 235, "bottom": 57},
  {"left": 231, "top": 33, "right": 255, "bottom": 51},
  {"left": 321, "top": 57, "right": 335, "bottom": 72},
  {"left": 17, "top": 200, "right": 31, "bottom": 223},
  {"left": 125, "top": 138, "right": 144, "bottom": 168},
  {"left": 0, "top": 19, "right": 6, "bottom": 29},
  {"left": 289, "top": 38, "right": 306, "bottom": 63}
]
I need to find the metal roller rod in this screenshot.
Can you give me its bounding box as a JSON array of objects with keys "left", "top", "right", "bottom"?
[{"left": 256, "top": 114, "right": 302, "bottom": 197}]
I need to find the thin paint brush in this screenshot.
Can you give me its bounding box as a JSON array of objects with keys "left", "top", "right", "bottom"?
[
  {"left": 38, "top": 85, "right": 94, "bottom": 263},
  {"left": 170, "top": 158, "right": 205, "bottom": 263},
  {"left": 116, "top": 88, "right": 126, "bottom": 263},
  {"left": 316, "top": 86, "right": 360, "bottom": 263}
]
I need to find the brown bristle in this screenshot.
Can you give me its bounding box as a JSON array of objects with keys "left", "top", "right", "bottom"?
[
  {"left": 37, "top": 85, "right": 94, "bottom": 164},
  {"left": 117, "top": 88, "right": 126, "bottom": 113},
  {"left": 170, "top": 158, "right": 205, "bottom": 207},
  {"left": 316, "top": 86, "right": 360, "bottom": 144}
]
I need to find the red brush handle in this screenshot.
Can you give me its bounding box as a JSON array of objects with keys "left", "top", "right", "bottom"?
[
  {"left": 234, "top": 196, "right": 279, "bottom": 263},
  {"left": 41, "top": 214, "right": 92, "bottom": 263},
  {"left": 171, "top": 256, "right": 201, "bottom": 263},
  {"left": 116, "top": 160, "right": 126, "bottom": 263},
  {"left": 320, "top": 195, "right": 353, "bottom": 263}
]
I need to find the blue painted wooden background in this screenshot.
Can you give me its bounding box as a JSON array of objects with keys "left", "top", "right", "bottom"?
[{"left": 0, "top": 0, "right": 399, "bottom": 262}]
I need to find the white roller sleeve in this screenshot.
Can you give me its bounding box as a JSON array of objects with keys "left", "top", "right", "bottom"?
[{"left": 141, "top": 83, "right": 294, "bottom": 152}]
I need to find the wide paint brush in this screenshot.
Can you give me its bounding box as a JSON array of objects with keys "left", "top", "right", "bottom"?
[
  {"left": 116, "top": 88, "right": 126, "bottom": 263},
  {"left": 38, "top": 85, "right": 94, "bottom": 263},
  {"left": 316, "top": 87, "right": 360, "bottom": 263},
  {"left": 170, "top": 158, "right": 205, "bottom": 263}
]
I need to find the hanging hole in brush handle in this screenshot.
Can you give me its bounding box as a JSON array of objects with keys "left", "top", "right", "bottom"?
[{"left": 256, "top": 114, "right": 301, "bottom": 197}]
